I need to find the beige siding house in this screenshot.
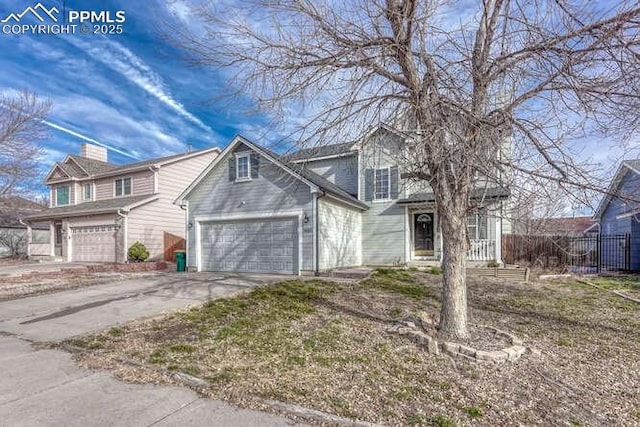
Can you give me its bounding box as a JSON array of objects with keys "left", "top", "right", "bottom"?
[{"left": 23, "top": 143, "right": 219, "bottom": 263}]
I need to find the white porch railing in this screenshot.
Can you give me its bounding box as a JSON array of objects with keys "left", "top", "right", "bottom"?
[{"left": 467, "top": 239, "right": 496, "bottom": 261}]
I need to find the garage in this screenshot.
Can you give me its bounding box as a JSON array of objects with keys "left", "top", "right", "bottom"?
[
  {"left": 200, "top": 217, "right": 298, "bottom": 274},
  {"left": 70, "top": 224, "right": 117, "bottom": 262}
]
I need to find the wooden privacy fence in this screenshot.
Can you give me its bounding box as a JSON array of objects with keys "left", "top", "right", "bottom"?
[
  {"left": 501, "top": 233, "right": 630, "bottom": 272},
  {"left": 163, "top": 232, "right": 185, "bottom": 262}
]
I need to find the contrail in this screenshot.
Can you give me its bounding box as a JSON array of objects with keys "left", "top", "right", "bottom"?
[{"left": 43, "top": 120, "right": 139, "bottom": 160}]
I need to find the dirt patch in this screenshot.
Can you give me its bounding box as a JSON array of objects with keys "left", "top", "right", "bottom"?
[{"left": 68, "top": 271, "right": 640, "bottom": 426}]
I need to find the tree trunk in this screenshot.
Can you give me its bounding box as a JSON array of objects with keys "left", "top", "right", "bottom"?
[{"left": 437, "top": 200, "right": 469, "bottom": 340}]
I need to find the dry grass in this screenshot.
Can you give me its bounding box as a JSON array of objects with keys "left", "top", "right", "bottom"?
[{"left": 70, "top": 270, "right": 640, "bottom": 426}]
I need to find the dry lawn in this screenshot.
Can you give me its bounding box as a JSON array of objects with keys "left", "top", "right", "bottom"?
[{"left": 69, "top": 269, "right": 640, "bottom": 426}]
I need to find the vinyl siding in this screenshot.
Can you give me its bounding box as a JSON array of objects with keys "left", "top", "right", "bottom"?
[
  {"left": 600, "top": 169, "right": 640, "bottom": 235},
  {"left": 94, "top": 170, "right": 155, "bottom": 201},
  {"left": 359, "top": 130, "right": 406, "bottom": 265},
  {"left": 127, "top": 151, "right": 218, "bottom": 260},
  {"left": 186, "top": 144, "right": 314, "bottom": 271},
  {"left": 304, "top": 155, "right": 358, "bottom": 196},
  {"left": 318, "top": 197, "right": 361, "bottom": 269}
]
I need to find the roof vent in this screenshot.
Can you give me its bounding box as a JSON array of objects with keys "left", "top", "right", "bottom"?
[{"left": 80, "top": 144, "right": 108, "bottom": 162}]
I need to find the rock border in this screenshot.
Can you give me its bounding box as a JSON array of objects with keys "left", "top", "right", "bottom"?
[{"left": 387, "top": 318, "right": 535, "bottom": 363}]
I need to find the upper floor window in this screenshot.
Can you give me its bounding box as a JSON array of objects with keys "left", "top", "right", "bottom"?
[
  {"left": 236, "top": 153, "right": 250, "bottom": 181},
  {"left": 468, "top": 213, "right": 488, "bottom": 240},
  {"left": 374, "top": 167, "right": 390, "bottom": 200},
  {"left": 115, "top": 177, "right": 132, "bottom": 197},
  {"left": 83, "top": 183, "right": 92, "bottom": 201},
  {"left": 56, "top": 185, "right": 69, "bottom": 206}
]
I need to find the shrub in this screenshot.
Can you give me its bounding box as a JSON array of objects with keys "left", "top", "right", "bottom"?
[
  {"left": 128, "top": 241, "right": 149, "bottom": 262},
  {"left": 428, "top": 266, "right": 443, "bottom": 275}
]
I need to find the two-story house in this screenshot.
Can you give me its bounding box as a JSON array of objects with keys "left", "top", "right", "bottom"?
[
  {"left": 23, "top": 143, "right": 219, "bottom": 263},
  {"left": 175, "top": 128, "right": 509, "bottom": 275}
]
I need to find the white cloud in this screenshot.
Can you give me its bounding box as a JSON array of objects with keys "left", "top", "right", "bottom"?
[{"left": 64, "top": 37, "right": 214, "bottom": 134}]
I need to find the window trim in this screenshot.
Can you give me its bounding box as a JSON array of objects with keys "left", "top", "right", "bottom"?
[
  {"left": 235, "top": 152, "right": 251, "bottom": 182},
  {"left": 114, "top": 177, "right": 132, "bottom": 198},
  {"left": 373, "top": 166, "right": 391, "bottom": 202},
  {"left": 56, "top": 185, "right": 70, "bottom": 206},
  {"left": 82, "top": 182, "right": 93, "bottom": 201},
  {"left": 467, "top": 212, "right": 488, "bottom": 240}
]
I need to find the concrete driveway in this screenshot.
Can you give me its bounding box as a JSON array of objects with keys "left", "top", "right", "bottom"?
[{"left": 0, "top": 272, "right": 302, "bottom": 426}]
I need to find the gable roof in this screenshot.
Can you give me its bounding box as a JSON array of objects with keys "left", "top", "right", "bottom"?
[
  {"left": 593, "top": 160, "right": 640, "bottom": 220},
  {"left": 21, "top": 194, "right": 158, "bottom": 221},
  {"left": 176, "top": 135, "right": 368, "bottom": 210},
  {"left": 45, "top": 146, "right": 220, "bottom": 184},
  {"left": 67, "top": 155, "right": 118, "bottom": 175},
  {"left": 284, "top": 142, "right": 355, "bottom": 162}
]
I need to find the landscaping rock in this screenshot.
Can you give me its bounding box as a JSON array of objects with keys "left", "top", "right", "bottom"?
[
  {"left": 441, "top": 342, "right": 459, "bottom": 355},
  {"left": 458, "top": 344, "right": 477, "bottom": 357},
  {"left": 397, "top": 327, "right": 413, "bottom": 336}
]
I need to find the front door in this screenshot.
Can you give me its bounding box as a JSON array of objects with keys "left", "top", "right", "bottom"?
[
  {"left": 414, "top": 213, "right": 434, "bottom": 256},
  {"left": 54, "top": 223, "right": 62, "bottom": 257}
]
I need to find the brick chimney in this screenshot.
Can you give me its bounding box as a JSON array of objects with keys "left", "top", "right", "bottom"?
[{"left": 80, "top": 144, "right": 108, "bottom": 162}]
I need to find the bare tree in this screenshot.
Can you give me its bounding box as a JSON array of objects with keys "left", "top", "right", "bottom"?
[
  {"left": 175, "top": 0, "right": 640, "bottom": 338},
  {"left": 0, "top": 91, "right": 50, "bottom": 197}
]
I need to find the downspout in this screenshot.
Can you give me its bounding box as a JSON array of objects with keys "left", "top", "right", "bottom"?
[
  {"left": 117, "top": 208, "right": 128, "bottom": 263},
  {"left": 313, "top": 191, "right": 325, "bottom": 275},
  {"left": 148, "top": 165, "right": 160, "bottom": 193},
  {"left": 180, "top": 201, "right": 188, "bottom": 270}
]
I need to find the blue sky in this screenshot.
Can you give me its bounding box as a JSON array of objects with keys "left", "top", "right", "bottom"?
[
  {"left": 0, "top": 0, "right": 635, "bottom": 208},
  {"left": 0, "top": 0, "right": 262, "bottom": 170}
]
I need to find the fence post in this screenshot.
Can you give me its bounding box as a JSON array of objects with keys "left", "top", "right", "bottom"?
[
  {"left": 597, "top": 234, "right": 601, "bottom": 273},
  {"left": 626, "top": 234, "right": 631, "bottom": 271}
]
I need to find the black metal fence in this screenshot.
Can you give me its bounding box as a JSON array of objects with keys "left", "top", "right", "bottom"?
[{"left": 502, "top": 233, "right": 630, "bottom": 273}]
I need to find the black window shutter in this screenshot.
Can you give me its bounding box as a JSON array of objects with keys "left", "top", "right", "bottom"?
[
  {"left": 364, "top": 169, "right": 374, "bottom": 201},
  {"left": 390, "top": 166, "right": 399, "bottom": 199},
  {"left": 228, "top": 157, "right": 235, "bottom": 181},
  {"left": 251, "top": 153, "right": 259, "bottom": 178}
]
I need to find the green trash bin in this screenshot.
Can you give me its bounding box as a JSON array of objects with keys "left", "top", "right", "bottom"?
[{"left": 174, "top": 250, "right": 186, "bottom": 272}]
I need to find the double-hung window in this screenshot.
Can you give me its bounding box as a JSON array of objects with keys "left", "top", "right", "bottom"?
[
  {"left": 236, "top": 153, "right": 250, "bottom": 181},
  {"left": 56, "top": 185, "right": 69, "bottom": 206},
  {"left": 83, "top": 183, "right": 92, "bottom": 201},
  {"left": 115, "top": 177, "right": 132, "bottom": 197},
  {"left": 374, "top": 167, "right": 390, "bottom": 200},
  {"left": 467, "top": 213, "right": 488, "bottom": 239}
]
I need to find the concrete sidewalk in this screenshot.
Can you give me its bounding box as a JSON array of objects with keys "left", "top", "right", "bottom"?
[
  {"left": 0, "top": 335, "right": 299, "bottom": 426},
  {"left": 0, "top": 272, "right": 304, "bottom": 426}
]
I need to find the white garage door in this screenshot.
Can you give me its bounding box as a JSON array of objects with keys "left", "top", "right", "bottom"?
[
  {"left": 71, "top": 224, "right": 117, "bottom": 262},
  {"left": 200, "top": 218, "right": 298, "bottom": 274}
]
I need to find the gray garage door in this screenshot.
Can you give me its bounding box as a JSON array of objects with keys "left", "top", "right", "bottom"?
[
  {"left": 200, "top": 218, "right": 298, "bottom": 274},
  {"left": 71, "top": 224, "right": 117, "bottom": 262}
]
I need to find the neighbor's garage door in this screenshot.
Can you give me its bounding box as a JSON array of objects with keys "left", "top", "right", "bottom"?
[
  {"left": 200, "top": 218, "right": 298, "bottom": 274},
  {"left": 71, "top": 224, "right": 117, "bottom": 262}
]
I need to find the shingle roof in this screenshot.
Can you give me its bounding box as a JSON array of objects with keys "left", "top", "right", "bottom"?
[
  {"left": 0, "top": 196, "right": 46, "bottom": 227},
  {"left": 288, "top": 162, "right": 367, "bottom": 209},
  {"left": 397, "top": 186, "right": 510, "bottom": 205},
  {"left": 67, "top": 155, "right": 118, "bottom": 175},
  {"left": 22, "top": 194, "right": 158, "bottom": 221},
  {"left": 283, "top": 142, "right": 355, "bottom": 162}
]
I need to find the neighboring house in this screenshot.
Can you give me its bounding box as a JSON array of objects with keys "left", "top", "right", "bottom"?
[
  {"left": 22, "top": 144, "right": 219, "bottom": 263},
  {"left": 0, "top": 196, "right": 47, "bottom": 257},
  {"left": 175, "top": 129, "right": 509, "bottom": 275},
  {"left": 593, "top": 159, "right": 640, "bottom": 270},
  {"left": 518, "top": 216, "right": 598, "bottom": 236}
]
